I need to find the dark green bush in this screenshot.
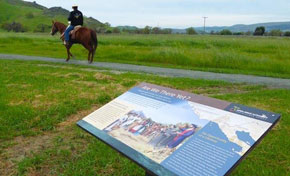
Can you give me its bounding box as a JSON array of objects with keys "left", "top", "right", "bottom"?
[{"left": 220, "top": 29, "right": 232, "bottom": 35}]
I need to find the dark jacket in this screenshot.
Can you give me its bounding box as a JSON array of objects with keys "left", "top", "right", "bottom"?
[{"left": 68, "top": 10, "right": 83, "bottom": 26}]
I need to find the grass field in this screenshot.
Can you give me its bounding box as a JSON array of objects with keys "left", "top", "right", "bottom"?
[
  {"left": 0, "top": 0, "right": 67, "bottom": 31},
  {"left": 0, "top": 32, "right": 290, "bottom": 78},
  {"left": 0, "top": 59, "right": 289, "bottom": 175}
]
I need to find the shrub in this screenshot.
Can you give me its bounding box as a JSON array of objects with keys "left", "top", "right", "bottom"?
[
  {"left": 143, "top": 26, "right": 151, "bottom": 34},
  {"left": 254, "top": 26, "right": 265, "bottom": 36},
  {"left": 25, "top": 12, "right": 34, "bottom": 19},
  {"left": 95, "top": 27, "right": 107, "bottom": 33},
  {"left": 245, "top": 31, "right": 252, "bottom": 35},
  {"left": 152, "top": 27, "right": 161, "bottom": 34},
  {"left": 161, "top": 28, "right": 172, "bottom": 34},
  {"left": 210, "top": 30, "right": 216, "bottom": 35},
  {"left": 1, "top": 22, "right": 26, "bottom": 32},
  {"left": 105, "top": 29, "right": 112, "bottom": 34},
  {"left": 233, "top": 32, "right": 245, "bottom": 35},
  {"left": 186, "top": 27, "right": 197, "bottom": 35},
  {"left": 34, "top": 24, "right": 51, "bottom": 33},
  {"left": 220, "top": 29, "right": 232, "bottom": 35},
  {"left": 112, "top": 27, "right": 120, "bottom": 34},
  {"left": 268, "top": 29, "right": 283, "bottom": 36},
  {"left": 284, "top": 31, "right": 290, "bottom": 37}
]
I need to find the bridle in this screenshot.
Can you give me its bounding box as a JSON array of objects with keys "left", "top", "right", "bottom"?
[{"left": 50, "top": 23, "right": 58, "bottom": 36}]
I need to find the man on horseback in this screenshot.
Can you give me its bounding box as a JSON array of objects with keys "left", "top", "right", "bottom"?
[{"left": 64, "top": 5, "right": 83, "bottom": 45}]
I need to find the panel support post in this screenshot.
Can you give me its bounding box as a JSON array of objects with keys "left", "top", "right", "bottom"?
[{"left": 145, "top": 171, "right": 155, "bottom": 176}]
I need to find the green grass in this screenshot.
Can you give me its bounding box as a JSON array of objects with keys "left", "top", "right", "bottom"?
[
  {"left": 0, "top": 0, "right": 102, "bottom": 32},
  {"left": 0, "top": 0, "right": 67, "bottom": 31},
  {"left": 0, "top": 32, "right": 290, "bottom": 78},
  {"left": 0, "top": 59, "right": 288, "bottom": 175}
]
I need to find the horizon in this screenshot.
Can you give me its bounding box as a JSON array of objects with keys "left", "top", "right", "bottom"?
[{"left": 24, "top": 0, "right": 290, "bottom": 28}]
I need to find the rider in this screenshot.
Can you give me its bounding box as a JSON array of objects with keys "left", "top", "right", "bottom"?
[{"left": 64, "top": 5, "right": 83, "bottom": 45}]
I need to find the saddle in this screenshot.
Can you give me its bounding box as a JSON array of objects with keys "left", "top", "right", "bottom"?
[{"left": 69, "top": 25, "right": 82, "bottom": 40}]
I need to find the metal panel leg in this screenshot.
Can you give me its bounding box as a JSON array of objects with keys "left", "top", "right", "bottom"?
[{"left": 145, "top": 171, "right": 155, "bottom": 176}]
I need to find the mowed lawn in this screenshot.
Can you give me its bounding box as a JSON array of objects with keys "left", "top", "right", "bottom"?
[
  {"left": 0, "top": 33, "right": 290, "bottom": 78},
  {"left": 0, "top": 59, "right": 289, "bottom": 176}
]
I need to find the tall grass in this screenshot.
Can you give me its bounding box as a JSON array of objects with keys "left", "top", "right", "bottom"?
[{"left": 0, "top": 33, "right": 290, "bottom": 78}]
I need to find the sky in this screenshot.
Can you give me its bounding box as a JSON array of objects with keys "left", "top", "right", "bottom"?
[
  {"left": 25, "top": 0, "right": 290, "bottom": 28},
  {"left": 118, "top": 91, "right": 209, "bottom": 127}
]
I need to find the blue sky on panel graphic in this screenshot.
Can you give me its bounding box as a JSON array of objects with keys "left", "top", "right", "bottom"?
[
  {"left": 118, "top": 90, "right": 209, "bottom": 127},
  {"left": 143, "top": 101, "right": 209, "bottom": 127}
]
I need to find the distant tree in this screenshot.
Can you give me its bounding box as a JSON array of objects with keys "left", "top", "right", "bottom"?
[
  {"left": 284, "top": 31, "right": 290, "bottom": 37},
  {"left": 152, "top": 27, "right": 161, "bottom": 34},
  {"left": 253, "top": 26, "right": 265, "bottom": 36},
  {"left": 210, "top": 30, "right": 216, "bottom": 35},
  {"left": 186, "top": 27, "right": 197, "bottom": 35},
  {"left": 135, "top": 28, "right": 143, "bottom": 34},
  {"left": 220, "top": 29, "right": 232, "bottom": 35},
  {"left": 95, "top": 27, "right": 107, "bottom": 33},
  {"left": 112, "top": 27, "right": 120, "bottom": 34},
  {"left": 34, "top": 24, "right": 50, "bottom": 33},
  {"left": 161, "top": 28, "right": 172, "bottom": 34},
  {"left": 268, "top": 29, "right": 283, "bottom": 36},
  {"left": 105, "top": 29, "right": 112, "bottom": 34},
  {"left": 2, "top": 22, "right": 26, "bottom": 32},
  {"left": 233, "top": 32, "right": 244, "bottom": 35},
  {"left": 245, "top": 31, "right": 252, "bottom": 35},
  {"left": 104, "top": 22, "right": 111, "bottom": 28},
  {"left": 143, "top": 26, "right": 151, "bottom": 34}
]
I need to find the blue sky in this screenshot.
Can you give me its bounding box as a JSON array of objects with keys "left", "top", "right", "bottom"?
[
  {"left": 25, "top": 0, "right": 290, "bottom": 28},
  {"left": 118, "top": 91, "right": 209, "bottom": 127}
]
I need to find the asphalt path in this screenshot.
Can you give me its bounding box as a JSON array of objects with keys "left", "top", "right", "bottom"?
[{"left": 0, "top": 54, "right": 289, "bottom": 89}]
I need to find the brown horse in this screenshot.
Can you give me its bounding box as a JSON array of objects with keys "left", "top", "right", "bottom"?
[{"left": 50, "top": 21, "right": 98, "bottom": 63}]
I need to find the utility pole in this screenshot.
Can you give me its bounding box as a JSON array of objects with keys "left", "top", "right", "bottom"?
[{"left": 202, "top": 17, "right": 208, "bottom": 34}]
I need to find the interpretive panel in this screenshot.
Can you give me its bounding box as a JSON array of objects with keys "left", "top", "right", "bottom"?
[{"left": 77, "top": 83, "right": 280, "bottom": 176}]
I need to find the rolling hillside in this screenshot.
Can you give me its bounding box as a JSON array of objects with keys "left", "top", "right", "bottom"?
[
  {"left": 0, "top": 0, "right": 104, "bottom": 32},
  {"left": 117, "top": 22, "right": 290, "bottom": 34},
  {"left": 195, "top": 21, "right": 290, "bottom": 33}
]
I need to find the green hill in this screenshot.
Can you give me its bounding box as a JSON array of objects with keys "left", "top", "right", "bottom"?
[{"left": 0, "top": 0, "right": 104, "bottom": 32}]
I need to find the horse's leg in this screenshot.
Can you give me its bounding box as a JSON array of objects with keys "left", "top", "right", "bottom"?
[
  {"left": 91, "top": 44, "right": 96, "bottom": 63},
  {"left": 66, "top": 47, "right": 70, "bottom": 62},
  {"left": 66, "top": 44, "right": 73, "bottom": 62},
  {"left": 69, "top": 45, "right": 74, "bottom": 58},
  {"left": 88, "top": 51, "right": 91, "bottom": 63},
  {"left": 82, "top": 43, "right": 93, "bottom": 64}
]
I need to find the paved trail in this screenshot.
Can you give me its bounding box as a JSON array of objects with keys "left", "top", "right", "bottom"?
[{"left": 1, "top": 54, "right": 289, "bottom": 89}]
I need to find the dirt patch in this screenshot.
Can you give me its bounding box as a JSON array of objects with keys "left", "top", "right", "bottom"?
[
  {"left": 57, "top": 105, "right": 98, "bottom": 129},
  {"left": 95, "top": 73, "right": 115, "bottom": 81},
  {"left": 0, "top": 106, "right": 99, "bottom": 176},
  {"left": 188, "top": 85, "right": 264, "bottom": 96},
  {"left": 37, "top": 64, "right": 126, "bottom": 75}
]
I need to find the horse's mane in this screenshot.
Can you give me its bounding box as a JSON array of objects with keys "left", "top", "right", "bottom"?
[
  {"left": 55, "top": 21, "right": 66, "bottom": 28},
  {"left": 54, "top": 21, "right": 67, "bottom": 33}
]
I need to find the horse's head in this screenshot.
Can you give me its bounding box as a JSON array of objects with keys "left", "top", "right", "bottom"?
[{"left": 50, "top": 20, "right": 58, "bottom": 36}]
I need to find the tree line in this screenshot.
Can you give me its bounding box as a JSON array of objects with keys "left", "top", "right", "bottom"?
[
  {"left": 209, "top": 26, "right": 290, "bottom": 37},
  {"left": 1, "top": 21, "right": 290, "bottom": 37}
]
